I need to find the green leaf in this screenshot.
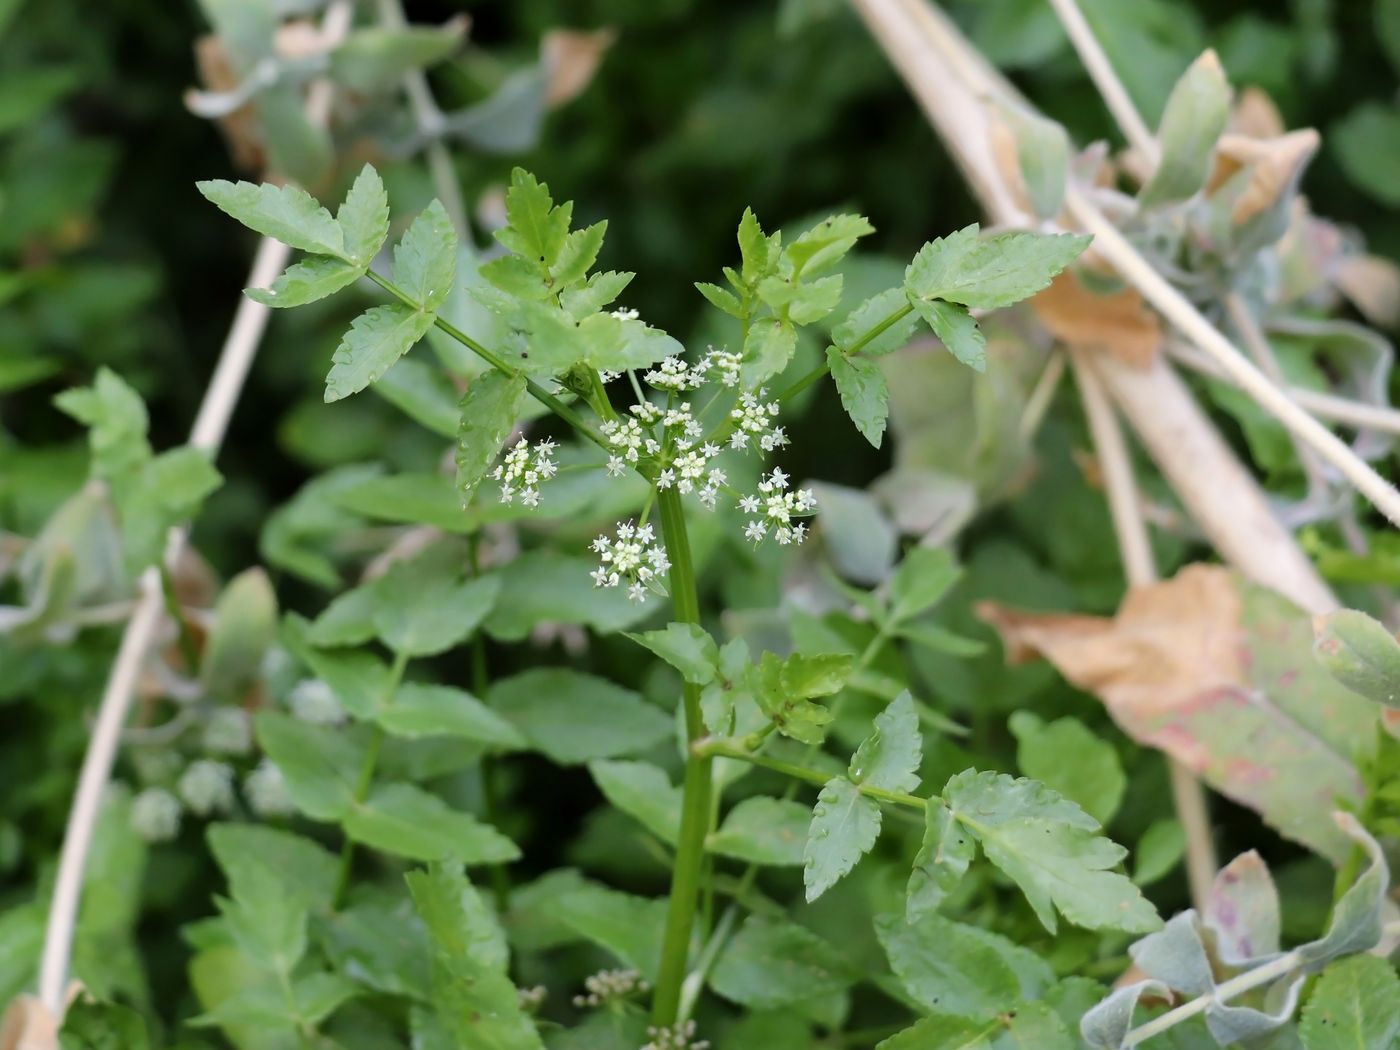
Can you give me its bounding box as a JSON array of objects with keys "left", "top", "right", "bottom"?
[
  {"left": 207, "top": 824, "right": 339, "bottom": 916},
  {"left": 54, "top": 367, "right": 150, "bottom": 483},
  {"left": 626, "top": 622, "right": 720, "bottom": 685},
  {"left": 804, "top": 776, "right": 881, "bottom": 902},
  {"left": 392, "top": 199, "right": 457, "bottom": 312},
  {"left": 200, "top": 567, "right": 277, "bottom": 701},
  {"left": 737, "top": 207, "right": 777, "bottom": 286},
  {"left": 118, "top": 445, "right": 223, "bottom": 571},
  {"left": 297, "top": 642, "right": 394, "bottom": 721},
  {"left": 335, "top": 471, "right": 471, "bottom": 533},
  {"left": 324, "top": 303, "right": 435, "bottom": 402},
  {"left": 1314, "top": 608, "right": 1400, "bottom": 708},
  {"left": 371, "top": 558, "right": 501, "bottom": 657},
  {"left": 561, "top": 270, "right": 634, "bottom": 319},
  {"left": 484, "top": 551, "right": 657, "bottom": 640},
  {"left": 875, "top": 912, "right": 1021, "bottom": 1016},
  {"left": 347, "top": 783, "right": 519, "bottom": 864},
  {"left": 943, "top": 769, "right": 1160, "bottom": 934},
  {"left": 337, "top": 163, "right": 391, "bottom": 266},
  {"left": 832, "top": 288, "right": 919, "bottom": 358},
  {"left": 496, "top": 168, "right": 571, "bottom": 269},
  {"left": 784, "top": 213, "right": 875, "bottom": 277},
  {"left": 708, "top": 796, "right": 810, "bottom": 866},
  {"left": 1133, "top": 819, "right": 1185, "bottom": 887},
  {"left": 407, "top": 864, "right": 544, "bottom": 1050},
  {"left": 588, "top": 760, "right": 681, "bottom": 844},
  {"left": 710, "top": 915, "right": 855, "bottom": 1009},
  {"left": 489, "top": 669, "right": 671, "bottom": 764},
  {"left": 217, "top": 856, "right": 308, "bottom": 975},
  {"left": 322, "top": 892, "right": 432, "bottom": 999},
  {"left": 905, "top": 224, "right": 1090, "bottom": 309},
  {"left": 850, "top": 691, "right": 922, "bottom": 792},
  {"left": 1009, "top": 713, "right": 1126, "bottom": 825},
  {"left": 59, "top": 998, "right": 152, "bottom": 1050},
  {"left": 910, "top": 297, "right": 987, "bottom": 372},
  {"left": 246, "top": 255, "right": 362, "bottom": 308},
  {"left": 1299, "top": 954, "right": 1400, "bottom": 1050},
  {"left": 906, "top": 803, "right": 975, "bottom": 921},
  {"left": 753, "top": 651, "right": 843, "bottom": 745},
  {"left": 552, "top": 221, "right": 606, "bottom": 288},
  {"left": 307, "top": 586, "right": 377, "bottom": 648},
  {"left": 877, "top": 1002, "right": 1075, "bottom": 1049},
  {"left": 253, "top": 712, "right": 362, "bottom": 820},
  {"left": 888, "top": 546, "right": 960, "bottom": 625},
  {"left": 742, "top": 317, "right": 797, "bottom": 386},
  {"left": 1000, "top": 104, "right": 1070, "bottom": 219},
  {"left": 549, "top": 881, "right": 668, "bottom": 978},
  {"left": 380, "top": 683, "right": 525, "bottom": 748},
  {"left": 1139, "top": 50, "right": 1231, "bottom": 208},
  {"left": 576, "top": 310, "right": 685, "bottom": 373},
  {"left": 696, "top": 280, "right": 744, "bottom": 317},
  {"left": 330, "top": 23, "right": 465, "bottom": 94},
  {"left": 374, "top": 355, "right": 461, "bottom": 437},
  {"left": 827, "top": 346, "right": 889, "bottom": 448},
  {"left": 197, "top": 179, "right": 344, "bottom": 257}
]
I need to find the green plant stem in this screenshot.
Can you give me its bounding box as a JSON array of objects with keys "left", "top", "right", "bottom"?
[
  {"left": 776, "top": 300, "right": 914, "bottom": 403},
  {"left": 365, "top": 270, "right": 608, "bottom": 449},
  {"left": 694, "top": 737, "right": 926, "bottom": 811},
  {"left": 651, "top": 486, "right": 713, "bottom": 1028},
  {"left": 333, "top": 648, "right": 409, "bottom": 908},
  {"left": 157, "top": 564, "right": 200, "bottom": 674}
]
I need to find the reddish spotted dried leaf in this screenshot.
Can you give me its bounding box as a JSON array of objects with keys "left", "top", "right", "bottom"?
[{"left": 978, "top": 564, "right": 1374, "bottom": 861}]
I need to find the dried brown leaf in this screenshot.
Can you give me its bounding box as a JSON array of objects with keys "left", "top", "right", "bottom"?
[
  {"left": 978, "top": 564, "right": 1374, "bottom": 860},
  {"left": 192, "top": 35, "right": 265, "bottom": 174},
  {"left": 1031, "top": 271, "right": 1162, "bottom": 367},
  {"left": 1332, "top": 253, "right": 1400, "bottom": 328},
  {"left": 1229, "top": 87, "right": 1285, "bottom": 140},
  {"left": 1207, "top": 129, "right": 1320, "bottom": 226},
  {"left": 542, "top": 29, "right": 616, "bottom": 108}
]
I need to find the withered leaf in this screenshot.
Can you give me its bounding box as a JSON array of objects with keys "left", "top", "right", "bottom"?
[
  {"left": 1031, "top": 271, "right": 1162, "bottom": 367},
  {"left": 978, "top": 564, "right": 1374, "bottom": 861}
]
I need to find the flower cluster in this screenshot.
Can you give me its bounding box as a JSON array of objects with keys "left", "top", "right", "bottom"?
[
  {"left": 178, "top": 758, "right": 235, "bottom": 816},
  {"left": 572, "top": 968, "right": 649, "bottom": 1008},
  {"left": 590, "top": 521, "right": 671, "bottom": 602},
  {"left": 641, "top": 1020, "right": 710, "bottom": 1050},
  {"left": 517, "top": 985, "right": 548, "bottom": 1013},
  {"left": 490, "top": 437, "right": 558, "bottom": 507},
  {"left": 290, "top": 677, "right": 345, "bottom": 726},
  {"left": 244, "top": 758, "right": 295, "bottom": 817},
  {"left": 728, "top": 390, "right": 787, "bottom": 452},
  {"left": 737, "top": 467, "right": 815, "bottom": 546},
  {"left": 131, "top": 787, "right": 182, "bottom": 843}
]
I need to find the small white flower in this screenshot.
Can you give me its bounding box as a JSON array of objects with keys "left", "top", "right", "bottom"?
[
  {"left": 609, "top": 306, "right": 641, "bottom": 321},
  {"left": 606, "top": 455, "right": 625, "bottom": 476},
  {"left": 290, "top": 678, "right": 345, "bottom": 726},
  {"left": 244, "top": 759, "right": 295, "bottom": 817},
  {"left": 589, "top": 520, "right": 668, "bottom": 599},
  {"left": 656, "top": 469, "right": 675, "bottom": 490},
  {"left": 492, "top": 437, "right": 559, "bottom": 506},
  {"left": 627, "top": 582, "right": 647, "bottom": 602},
  {"left": 738, "top": 495, "right": 760, "bottom": 513},
  {"left": 131, "top": 787, "right": 182, "bottom": 842},
  {"left": 744, "top": 521, "right": 768, "bottom": 542},
  {"left": 202, "top": 707, "right": 251, "bottom": 755},
  {"left": 178, "top": 759, "right": 235, "bottom": 817}
]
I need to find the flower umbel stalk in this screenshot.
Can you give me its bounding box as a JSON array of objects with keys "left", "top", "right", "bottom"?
[{"left": 651, "top": 486, "right": 713, "bottom": 1027}]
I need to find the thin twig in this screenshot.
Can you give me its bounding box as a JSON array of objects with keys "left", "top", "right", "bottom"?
[
  {"left": 1019, "top": 349, "right": 1066, "bottom": 443},
  {"left": 36, "top": 0, "right": 355, "bottom": 1014},
  {"left": 1044, "top": 0, "right": 1157, "bottom": 163},
  {"left": 1071, "top": 349, "right": 1217, "bottom": 911}
]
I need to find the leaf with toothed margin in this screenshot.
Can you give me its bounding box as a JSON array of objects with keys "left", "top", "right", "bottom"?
[
  {"left": 803, "top": 776, "right": 881, "bottom": 902},
  {"left": 324, "top": 304, "right": 435, "bottom": 402}
]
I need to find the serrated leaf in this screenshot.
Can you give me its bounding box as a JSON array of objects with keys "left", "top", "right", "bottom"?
[
  {"left": 53, "top": 367, "right": 150, "bottom": 483},
  {"left": 627, "top": 622, "right": 720, "bottom": 685},
  {"left": 379, "top": 683, "right": 525, "bottom": 749},
  {"left": 346, "top": 783, "right": 519, "bottom": 864},
  {"left": 875, "top": 912, "right": 1021, "bottom": 1016},
  {"left": 58, "top": 998, "right": 152, "bottom": 1050},
  {"left": 879, "top": 1002, "right": 1075, "bottom": 1049},
  {"left": 455, "top": 370, "right": 528, "bottom": 506},
  {"left": 246, "top": 255, "right": 362, "bottom": 308},
  {"left": 850, "top": 691, "right": 922, "bottom": 792},
  {"left": 832, "top": 288, "right": 919, "bottom": 359},
  {"left": 549, "top": 881, "right": 668, "bottom": 979},
  {"left": 370, "top": 556, "right": 501, "bottom": 657},
  {"left": 374, "top": 355, "right": 461, "bottom": 437},
  {"left": 737, "top": 207, "right": 775, "bottom": 285},
  {"left": 577, "top": 310, "right": 685, "bottom": 373},
  {"left": 784, "top": 213, "right": 874, "bottom": 277},
  {"left": 392, "top": 199, "right": 457, "bottom": 312},
  {"left": 561, "top": 270, "right": 633, "bottom": 320},
  {"left": 200, "top": 567, "right": 277, "bottom": 701},
  {"left": 552, "top": 220, "right": 606, "bottom": 288},
  {"left": 696, "top": 280, "right": 744, "bottom": 317},
  {"left": 496, "top": 168, "right": 570, "bottom": 269},
  {"left": 708, "top": 796, "right": 810, "bottom": 866},
  {"left": 742, "top": 317, "right": 797, "bottom": 386},
  {"left": 588, "top": 760, "right": 681, "bottom": 845},
  {"left": 710, "top": 915, "right": 855, "bottom": 1009},
  {"left": 1140, "top": 51, "right": 1231, "bottom": 208},
  {"left": 197, "top": 179, "right": 344, "bottom": 257},
  {"left": 324, "top": 303, "right": 435, "bottom": 402},
  {"left": 489, "top": 669, "right": 670, "bottom": 764},
  {"left": 1298, "top": 954, "right": 1400, "bottom": 1050},
  {"left": 906, "top": 801, "right": 974, "bottom": 921},
  {"left": 407, "top": 864, "right": 544, "bottom": 1050},
  {"left": 827, "top": 346, "right": 889, "bottom": 448},
  {"left": 1133, "top": 819, "right": 1185, "bottom": 887},
  {"left": 337, "top": 163, "right": 390, "bottom": 266},
  {"left": 943, "top": 770, "right": 1159, "bottom": 934},
  {"left": 254, "top": 712, "right": 362, "bottom": 820},
  {"left": 803, "top": 776, "right": 881, "bottom": 902},
  {"left": 910, "top": 297, "right": 987, "bottom": 371},
  {"left": 905, "top": 224, "right": 1090, "bottom": 310},
  {"left": 1009, "top": 712, "right": 1126, "bottom": 825}
]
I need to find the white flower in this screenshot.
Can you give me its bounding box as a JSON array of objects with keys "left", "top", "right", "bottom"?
[
  {"left": 656, "top": 469, "right": 675, "bottom": 490},
  {"left": 244, "top": 759, "right": 295, "bottom": 817},
  {"left": 642, "top": 1020, "right": 710, "bottom": 1050},
  {"left": 738, "top": 472, "right": 815, "bottom": 548},
  {"left": 178, "top": 759, "right": 235, "bottom": 817},
  {"left": 131, "top": 787, "right": 181, "bottom": 842},
  {"left": 744, "top": 520, "right": 768, "bottom": 542},
  {"left": 606, "top": 455, "right": 625, "bottom": 476},
  {"left": 492, "top": 437, "right": 558, "bottom": 506},
  {"left": 609, "top": 306, "right": 640, "bottom": 321},
  {"left": 202, "top": 707, "right": 252, "bottom": 755},
  {"left": 572, "top": 968, "right": 650, "bottom": 1009},
  {"left": 644, "top": 356, "right": 703, "bottom": 391},
  {"left": 590, "top": 520, "right": 668, "bottom": 601},
  {"left": 290, "top": 678, "right": 345, "bottom": 726}
]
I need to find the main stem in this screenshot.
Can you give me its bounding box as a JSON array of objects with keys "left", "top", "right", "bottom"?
[{"left": 651, "top": 487, "right": 712, "bottom": 1027}]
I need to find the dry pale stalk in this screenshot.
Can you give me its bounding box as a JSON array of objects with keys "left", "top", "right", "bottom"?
[{"left": 35, "top": 1, "right": 355, "bottom": 1015}]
